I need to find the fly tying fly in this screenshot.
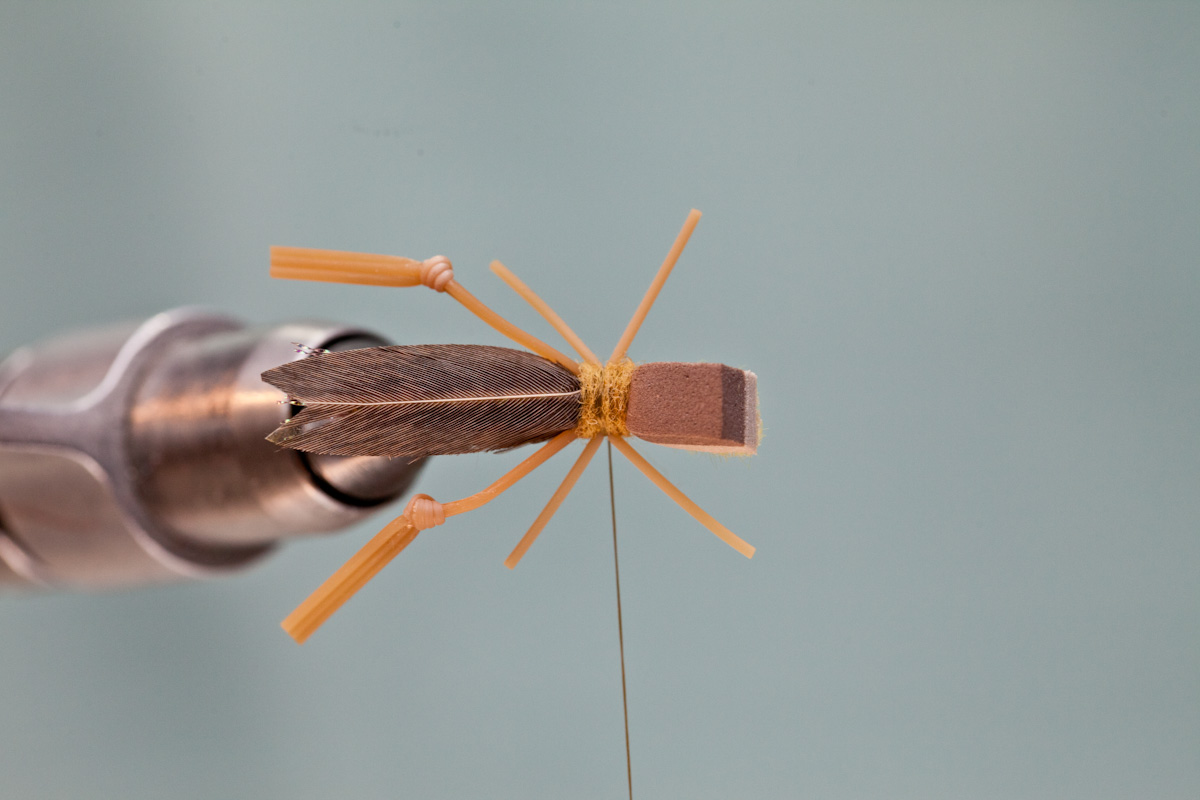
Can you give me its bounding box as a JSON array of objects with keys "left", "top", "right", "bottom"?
[{"left": 264, "top": 210, "right": 760, "bottom": 643}]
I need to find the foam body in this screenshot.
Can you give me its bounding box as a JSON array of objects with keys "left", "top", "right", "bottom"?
[{"left": 625, "top": 362, "right": 758, "bottom": 454}]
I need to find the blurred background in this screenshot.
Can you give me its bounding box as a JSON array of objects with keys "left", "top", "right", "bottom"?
[{"left": 1, "top": 3, "right": 1197, "bottom": 798}]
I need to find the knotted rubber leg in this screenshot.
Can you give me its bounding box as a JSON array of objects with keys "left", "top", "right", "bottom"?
[{"left": 281, "top": 494, "right": 445, "bottom": 644}]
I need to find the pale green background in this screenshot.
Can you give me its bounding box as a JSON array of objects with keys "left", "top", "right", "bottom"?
[{"left": 1, "top": 3, "right": 1198, "bottom": 799}]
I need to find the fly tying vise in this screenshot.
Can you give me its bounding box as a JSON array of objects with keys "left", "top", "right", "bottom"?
[{"left": 265, "top": 210, "right": 759, "bottom": 643}]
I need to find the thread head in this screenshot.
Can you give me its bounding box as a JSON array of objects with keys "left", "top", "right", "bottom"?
[{"left": 575, "top": 359, "right": 634, "bottom": 438}]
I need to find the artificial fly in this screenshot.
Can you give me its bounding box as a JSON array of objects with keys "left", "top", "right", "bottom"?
[{"left": 264, "top": 210, "right": 759, "bottom": 644}]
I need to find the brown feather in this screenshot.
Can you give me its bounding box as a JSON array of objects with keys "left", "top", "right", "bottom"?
[{"left": 262, "top": 344, "right": 581, "bottom": 457}]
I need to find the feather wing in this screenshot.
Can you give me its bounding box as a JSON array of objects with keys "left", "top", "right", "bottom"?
[{"left": 262, "top": 344, "right": 581, "bottom": 457}]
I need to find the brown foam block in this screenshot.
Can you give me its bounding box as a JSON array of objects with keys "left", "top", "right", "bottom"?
[{"left": 625, "top": 362, "right": 758, "bottom": 454}]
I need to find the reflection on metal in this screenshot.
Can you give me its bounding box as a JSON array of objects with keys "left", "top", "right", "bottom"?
[{"left": 0, "top": 309, "right": 424, "bottom": 589}]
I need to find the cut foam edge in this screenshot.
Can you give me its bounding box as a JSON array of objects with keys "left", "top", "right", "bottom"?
[{"left": 626, "top": 362, "right": 757, "bottom": 454}]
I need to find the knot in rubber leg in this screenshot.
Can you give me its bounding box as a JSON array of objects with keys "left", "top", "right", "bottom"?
[
  {"left": 406, "top": 493, "right": 446, "bottom": 530},
  {"left": 420, "top": 256, "right": 454, "bottom": 292}
]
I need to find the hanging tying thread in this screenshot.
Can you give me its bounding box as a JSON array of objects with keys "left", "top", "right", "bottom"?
[{"left": 576, "top": 359, "right": 634, "bottom": 438}]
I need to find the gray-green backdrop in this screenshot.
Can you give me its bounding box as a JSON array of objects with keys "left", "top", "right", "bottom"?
[{"left": 2, "top": 3, "right": 1197, "bottom": 798}]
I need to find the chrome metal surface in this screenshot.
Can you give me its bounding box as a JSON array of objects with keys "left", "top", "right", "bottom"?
[
  {"left": 306, "top": 451, "right": 425, "bottom": 503},
  {"left": 0, "top": 310, "right": 424, "bottom": 589}
]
